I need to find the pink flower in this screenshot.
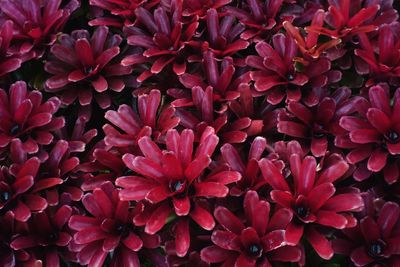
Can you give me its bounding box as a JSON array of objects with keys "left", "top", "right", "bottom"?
[
  {"left": 0, "top": 212, "right": 41, "bottom": 266},
  {"left": 337, "top": 85, "right": 400, "bottom": 184},
  {"left": 10, "top": 139, "right": 82, "bottom": 204},
  {"left": 192, "top": 8, "right": 249, "bottom": 57},
  {"left": 283, "top": 10, "right": 341, "bottom": 59},
  {"left": 69, "top": 182, "right": 160, "bottom": 266},
  {"left": 277, "top": 87, "right": 356, "bottom": 157},
  {"left": 0, "top": 81, "right": 64, "bottom": 155},
  {"left": 176, "top": 51, "right": 251, "bottom": 100},
  {"left": 0, "top": 0, "right": 79, "bottom": 58},
  {"left": 333, "top": 201, "right": 400, "bottom": 267},
  {"left": 0, "top": 157, "right": 42, "bottom": 222},
  {"left": 104, "top": 89, "right": 179, "bottom": 153},
  {"left": 45, "top": 26, "right": 133, "bottom": 108},
  {"left": 10, "top": 204, "right": 73, "bottom": 266},
  {"left": 122, "top": 0, "right": 199, "bottom": 80},
  {"left": 226, "top": 0, "right": 284, "bottom": 41},
  {"left": 201, "top": 190, "right": 302, "bottom": 266},
  {"left": 259, "top": 148, "right": 363, "bottom": 259},
  {"left": 355, "top": 23, "right": 400, "bottom": 85},
  {"left": 116, "top": 127, "right": 241, "bottom": 256},
  {"left": 247, "top": 33, "right": 308, "bottom": 104},
  {"left": 306, "top": 0, "right": 380, "bottom": 39}
]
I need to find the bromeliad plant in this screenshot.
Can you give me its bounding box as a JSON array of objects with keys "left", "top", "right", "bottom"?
[
  {"left": 116, "top": 127, "right": 241, "bottom": 257},
  {"left": 0, "top": 0, "right": 400, "bottom": 266}
]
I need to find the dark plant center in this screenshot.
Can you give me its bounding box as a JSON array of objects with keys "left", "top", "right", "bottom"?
[
  {"left": 295, "top": 205, "right": 309, "bottom": 219},
  {"left": 84, "top": 66, "right": 94, "bottom": 74},
  {"left": 0, "top": 191, "right": 10, "bottom": 203},
  {"left": 9, "top": 124, "right": 20, "bottom": 135},
  {"left": 116, "top": 224, "right": 124, "bottom": 232},
  {"left": 175, "top": 56, "right": 185, "bottom": 64},
  {"left": 169, "top": 180, "right": 185, "bottom": 193},
  {"left": 115, "top": 223, "right": 129, "bottom": 237},
  {"left": 247, "top": 244, "right": 262, "bottom": 258},
  {"left": 20, "top": 133, "right": 30, "bottom": 142},
  {"left": 287, "top": 74, "right": 295, "bottom": 81},
  {"left": 381, "top": 142, "right": 388, "bottom": 150},
  {"left": 368, "top": 240, "right": 386, "bottom": 258},
  {"left": 385, "top": 130, "right": 399, "bottom": 144},
  {"left": 313, "top": 132, "right": 325, "bottom": 138},
  {"left": 0, "top": 241, "right": 9, "bottom": 250},
  {"left": 123, "top": 169, "right": 134, "bottom": 176},
  {"left": 48, "top": 232, "right": 59, "bottom": 242}
]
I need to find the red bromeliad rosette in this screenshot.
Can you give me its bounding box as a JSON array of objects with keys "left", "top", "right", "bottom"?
[{"left": 0, "top": 0, "right": 400, "bottom": 267}]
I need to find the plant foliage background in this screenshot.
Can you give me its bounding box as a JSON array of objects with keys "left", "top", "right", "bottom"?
[{"left": 0, "top": 0, "right": 400, "bottom": 266}]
